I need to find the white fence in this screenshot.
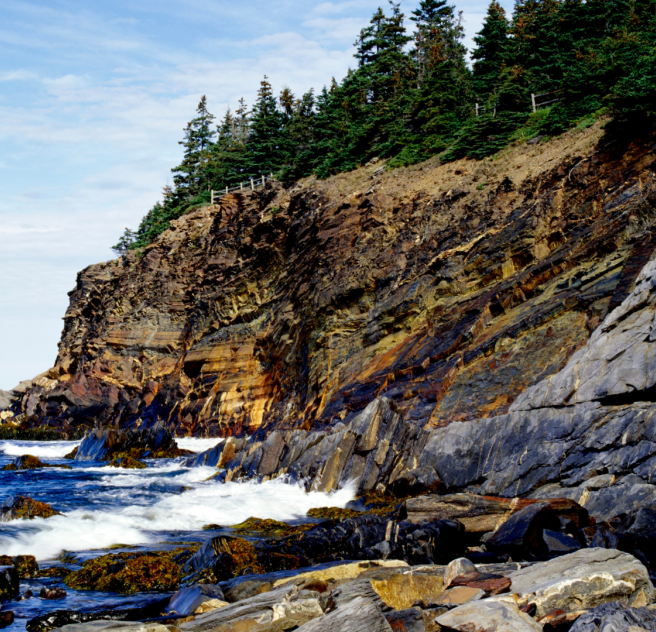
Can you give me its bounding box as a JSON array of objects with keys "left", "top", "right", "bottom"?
[{"left": 211, "top": 173, "right": 274, "bottom": 204}]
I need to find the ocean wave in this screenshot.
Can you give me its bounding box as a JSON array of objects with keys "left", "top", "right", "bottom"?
[
  {"left": 0, "top": 440, "right": 81, "bottom": 459},
  {"left": 175, "top": 437, "right": 224, "bottom": 453},
  {"left": 0, "top": 478, "right": 355, "bottom": 560}
]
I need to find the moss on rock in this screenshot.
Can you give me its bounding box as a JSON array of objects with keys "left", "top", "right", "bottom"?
[
  {"left": 231, "top": 518, "right": 313, "bottom": 538},
  {"left": 0, "top": 496, "right": 62, "bottom": 521},
  {"left": 104, "top": 456, "right": 147, "bottom": 469}
]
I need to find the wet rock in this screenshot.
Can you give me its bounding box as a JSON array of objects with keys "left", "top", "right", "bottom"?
[
  {"left": 49, "top": 623, "right": 169, "bottom": 632},
  {"left": 2, "top": 455, "right": 72, "bottom": 470},
  {"left": 231, "top": 517, "right": 312, "bottom": 538},
  {"left": 179, "top": 585, "right": 324, "bottom": 632},
  {"left": 0, "top": 566, "right": 19, "bottom": 601},
  {"left": 486, "top": 502, "right": 561, "bottom": 559},
  {"left": 568, "top": 601, "right": 656, "bottom": 631},
  {"left": 0, "top": 495, "right": 63, "bottom": 522},
  {"left": 166, "top": 584, "right": 225, "bottom": 616},
  {"left": 0, "top": 555, "right": 39, "bottom": 579},
  {"left": 0, "top": 610, "right": 15, "bottom": 629},
  {"left": 40, "top": 587, "right": 67, "bottom": 600},
  {"left": 509, "top": 548, "right": 655, "bottom": 617},
  {"left": 104, "top": 457, "right": 146, "bottom": 470},
  {"left": 366, "top": 566, "right": 444, "bottom": 610},
  {"left": 25, "top": 597, "right": 170, "bottom": 632},
  {"left": 37, "top": 567, "right": 73, "bottom": 579},
  {"left": 65, "top": 552, "right": 182, "bottom": 594},
  {"left": 444, "top": 558, "right": 477, "bottom": 589},
  {"left": 436, "top": 598, "right": 542, "bottom": 631},
  {"left": 75, "top": 422, "right": 184, "bottom": 462},
  {"left": 292, "top": 595, "right": 391, "bottom": 632}
]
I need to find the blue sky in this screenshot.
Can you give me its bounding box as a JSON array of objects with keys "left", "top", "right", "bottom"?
[{"left": 0, "top": 0, "right": 511, "bottom": 389}]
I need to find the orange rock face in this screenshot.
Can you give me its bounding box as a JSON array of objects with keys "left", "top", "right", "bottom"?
[{"left": 12, "top": 123, "right": 656, "bottom": 437}]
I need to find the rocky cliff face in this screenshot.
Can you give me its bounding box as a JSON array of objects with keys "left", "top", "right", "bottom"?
[{"left": 5, "top": 122, "right": 656, "bottom": 443}]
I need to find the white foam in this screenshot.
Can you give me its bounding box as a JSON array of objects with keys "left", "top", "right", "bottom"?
[
  {"left": 0, "top": 478, "right": 356, "bottom": 561},
  {"left": 0, "top": 440, "right": 81, "bottom": 459},
  {"left": 175, "top": 437, "right": 224, "bottom": 453}
]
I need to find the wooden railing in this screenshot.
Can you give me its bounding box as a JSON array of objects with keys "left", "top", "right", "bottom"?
[{"left": 211, "top": 174, "right": 274, "bottom": 204}]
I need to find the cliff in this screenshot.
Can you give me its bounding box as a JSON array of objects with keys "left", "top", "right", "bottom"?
[{"left": 5, "top": 121, "right": 656, "bottom": 441}]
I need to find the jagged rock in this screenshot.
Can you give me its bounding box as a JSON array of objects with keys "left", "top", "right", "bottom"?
[
  {"left": 508, "top": 548, "right": 655, "bottom": 617},
  {"left": 384, "top": 608, "right": 427, "bottom": 632},
  {"left": 47, "top": 623, "right": 170, "bottom": 632},
  {"left": 0, "top": 390, "right": 13, "bottom": 411},
  {"left": 75, "top": 422, "right": 184, "bottom": 461},
  {"left": 444, "top": 558, "right": 477, "bottom": 589},
  {"left": 0, "top": 566, "right": 19, "bottom": 601},
  {"left": 179, "top": 585, "right": 324, "bottom": 632},
  {"left": 388, "top": 467, "right": 442, "bottom": 498},
  {"left": 0, "top": 495, "right": 62, "bottom": 521},
  {"left": 568, "top": 601, "right": 656, "bottom": 631},
  {"left": 432, "top": 586, "right": 485, "bottom": 606},
  {"left": 542, "top": 529, "right": 580, "bottom": 555},
  {"left": 292, "top": 596, "right": 391, "bottom": 632},
  {"left": 166, "top": 585, "right": 226, "bottom": 616},
  {"left": 436, "top": 598, "right": 542, "bottom": 631},
  {"left": 365, "top": 566, "right": 444, "bottom": 610}
]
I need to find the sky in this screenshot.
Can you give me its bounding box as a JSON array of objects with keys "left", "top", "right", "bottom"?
[{"left": 0, "top": 0, "right": 511, "bottom": 390}]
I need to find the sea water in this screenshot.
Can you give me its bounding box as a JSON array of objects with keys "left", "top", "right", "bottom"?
[{"left": 0, "top": 439, "right": 354, "bottom": 631}]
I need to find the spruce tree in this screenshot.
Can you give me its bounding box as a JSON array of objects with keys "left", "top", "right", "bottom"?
[
  {"left": 171, "top": 96, "right": 216, "bottom": 200},
  {"left": 471, "top": 2, "right": 509, "bottom": 97},
  {"left": 246, "top": 77, "right": 284, "bottom": 176}
]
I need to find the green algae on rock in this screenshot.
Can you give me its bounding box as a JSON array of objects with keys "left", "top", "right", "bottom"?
[
  {"left": 1, "top": 455, "right": 72, "bottom": 471},
  {"left": 0, "top": 496, "right": 62, "bottom": 522},
  {"left": 104, "top": 456, "right": 147, "bottom": 469},
  {"left": 0, "top": 555, "right": 39, "bottom": 579},
  {"left": 231, "top": 518, "right": 313, "bottom": 538}
]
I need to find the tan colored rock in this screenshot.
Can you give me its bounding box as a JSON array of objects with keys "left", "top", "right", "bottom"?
[
  {"left": 369, "top": 572, "right": 444, "bottom": 610},
  {"left": 433, "top": 586, "right": 485, "bottom": 606},
  {"left": 271, "top": 560, "right": 408, "bottom": 588},
  {"left": 193, "top": 599, "right": 228, "bottom": 614}
]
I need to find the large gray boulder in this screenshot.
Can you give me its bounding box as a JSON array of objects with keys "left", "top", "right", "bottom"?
[
  {"left": 569, "top": 601, "right": 656, "bottom": 631},
  {"left": 508, "top": 548, "right": 655, "bottom": 617},
  {"left": 294, "top": 596, "right": 393, "bottom": 632},
  {"left": 435, "top": 597, "right": 541, "bottom": 631},
  {"left": 0, "top": 390, "right": 13, "bottom": 411}
]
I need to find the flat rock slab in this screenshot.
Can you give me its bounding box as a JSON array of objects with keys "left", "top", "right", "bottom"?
[
  {"left": 436, "top": 598, "right": 542, "bottom": 631},
  {"left": 56, "top": 624, "right": 170, "bottom": 632},
  {"left": 509, "top": 548, "right": 655, "bottom": 617},
  {"left": 294, "top": 596, "right": 392, "bottom": 632}
]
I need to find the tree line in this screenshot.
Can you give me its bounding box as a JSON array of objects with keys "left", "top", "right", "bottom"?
[{"left": 114, "top": 0, "right": 656, "bottom": 252}]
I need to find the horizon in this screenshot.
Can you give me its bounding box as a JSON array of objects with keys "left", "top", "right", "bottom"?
[{"left": 0, "top": 0, "right": 511, "bottom": 390}]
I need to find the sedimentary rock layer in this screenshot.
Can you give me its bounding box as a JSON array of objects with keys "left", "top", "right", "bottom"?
[{"left": 7, "top": 123, "right": 656, "bottom": 439}]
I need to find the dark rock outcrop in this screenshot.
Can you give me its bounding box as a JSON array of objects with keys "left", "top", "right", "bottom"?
[
  {"left": 1, "top": 455, "right": 72, "bottom": 471},
  {"left": 75, "top": 422, "right": 186, "bottom": 461},
  {"left": 0, "top": 555, "right": 39, "bottom": 579},
  {"left": 0, "top": 566, "right": 19, "bottom": 601},
  {"left": 0, "top": 496, "right": 62, "bottom": 522},
  {"left": 569, "top": 601, "right": 656, "bottom": 632}
]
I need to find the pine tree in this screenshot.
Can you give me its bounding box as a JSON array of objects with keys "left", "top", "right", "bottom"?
[
  {"left": 171, "top": 96, "right": 216, "bottom": 200},
  {"left": 471, "top": 1, "right": 509, "bottom": 97},
  {"left": 246, "top": 77, "right": 284, "bottom": 176}
]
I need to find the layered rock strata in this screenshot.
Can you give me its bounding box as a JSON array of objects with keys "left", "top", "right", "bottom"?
[{"left": 7, "top": 124, "right": 656, "bottom": 441}]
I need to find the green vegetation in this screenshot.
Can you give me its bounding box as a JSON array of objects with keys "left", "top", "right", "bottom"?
[{"left": 115, "top": 0, "right": 656, "bottom": 252}]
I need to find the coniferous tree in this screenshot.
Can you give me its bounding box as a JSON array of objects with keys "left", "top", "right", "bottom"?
[
  {"left": 171, "top": 96, "right": 216, "bottom": 200},
  {"left": 471, "top": 1, "right": 509, "bottom": 97},
  {"left": 246, "top": 77, "right": 284, "bottom": 176}
]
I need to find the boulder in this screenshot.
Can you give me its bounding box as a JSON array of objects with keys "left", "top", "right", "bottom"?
[
  {"left": 47, "top": 623, "right": 170, "bottom": 632},
  {"left": 388, "top": 467, "right": 442, "bottom": 498},
  {"left": 104, "top": 457, "right": 146, "bottom": 470},
  {"left": 432, "top": 586, "right": 485, "bottom": 606},
  {"left": 384, "top": 608, "right": 428, "bottom": 632},
  {"left": 192, "top": 599, "right": 228, "bottom": 615},
  {"left": 435, "top": 599, "right": 542, "bottom": 631},
  {"left": 609, "top": 503, "right": 656, "bottom": 571},
  {"left": 75, "top": 422, "right": 183, "bottom": 462},
  {"left": 0, "top": 566, "right": 19, "bottom": 601},
  {"left": 486, "top": 502, "right": 561, "bottom": 559},
  {"left": 508, "top": 548, "right": 655, "bottom": 617},
  {"left": 366, "top": 567, "right": 444, "bottom": 610},
  {"left": 0, "top": 496, "right": 62, "bottom": 522},
  {"left": 568, "top": 601, "right": 656, "bottom": 631},
  {"left": 166, "top": 585, "right": 226, "bottom": 616},
  {"left": 292, "top": 595, "right": 392, "bottom": 632},
  {"left": 0, "top": 390, "right": 14, "bottom": 411}
]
